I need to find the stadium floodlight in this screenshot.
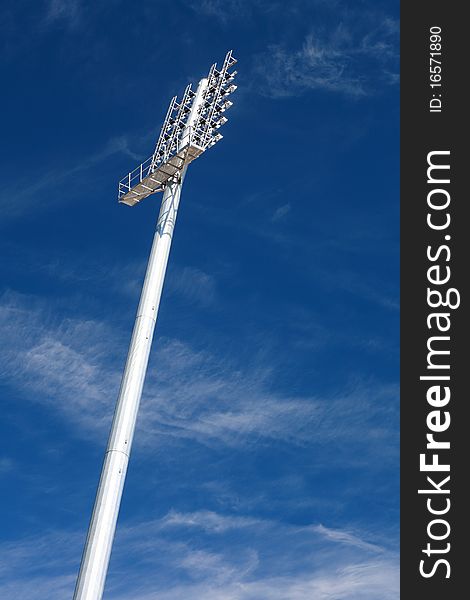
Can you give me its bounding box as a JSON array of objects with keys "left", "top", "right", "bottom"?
[
  {"left": 117, "top": 50, "right": 237, "bottom": 206},
  {"left": 73, "top": 51, "right": 237, "bottom": 600}
]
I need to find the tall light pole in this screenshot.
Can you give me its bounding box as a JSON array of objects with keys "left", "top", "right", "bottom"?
[{"left": 73, "top": 51, "right": 237, "bottom": 600}]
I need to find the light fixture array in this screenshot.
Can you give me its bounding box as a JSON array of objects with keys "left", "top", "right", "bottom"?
[{"left": 118, "top": 51, "right": 237, "bottom": 206}]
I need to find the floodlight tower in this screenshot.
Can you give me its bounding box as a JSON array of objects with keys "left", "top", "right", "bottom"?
[{"left": 73, "top": 51, "right": 237, "bottom": 600}]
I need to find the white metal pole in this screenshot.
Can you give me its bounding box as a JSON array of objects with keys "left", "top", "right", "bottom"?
[{"left": 73, "top": 78, "right": 208, "bottom": 600}]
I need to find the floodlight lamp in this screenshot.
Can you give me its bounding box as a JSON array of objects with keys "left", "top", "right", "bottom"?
[
  {"left": 118, "top": 50, "right": 237, "bottom": 207},
  {"left": 218, "top": 100, "right": 233, "bottom": 112},
  {"left": 214, "top": 116, "right": 228, "bottom": 128},
  {"left": 223, "top": 84, "right": 237, "bottom": 95}
]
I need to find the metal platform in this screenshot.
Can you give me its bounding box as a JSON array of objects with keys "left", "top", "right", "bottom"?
[{"left": 118, "top": 143, "right": 204, "bottom": 206}]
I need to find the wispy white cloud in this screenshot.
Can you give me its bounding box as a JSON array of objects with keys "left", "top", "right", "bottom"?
[
  {"left": 113, "top": 511, "right": 398, "bottom": 598},
  {"left": 0, "top": 511, "right": 398, "bottom": 599},
  {"left": 0, "top": 290, "right": 122, "bottom": 432},
  {"left": 0, "top": 457, "right": 14, "bottom": 474},
  {"left": 312, "top": 523, "right": 385, "bottom": 554},
  {"left": 254, "top": 19, "right": 398, "bottom": 98},
  {"left": 0, "top": 135, "right": 143, "bottom": 221},
  {"left": 130, "top": 561, "right": 398, "bottom": 600},
  {"left": 258, "top": 35, "right": 365, "bottom": 98},
  {"left": 271, "top": 203, "right": 291, "bottom": 222},
  {"left": 0, "top": 290, "right": 398, "bottom": 456},
  {"left": 160, "top": 509, "right": 261, "bottom": 533},
  {"left": 167, "top": 266, "right": 218, "bottom": 308},
  {"left": 318, "top": 268, "right": 399, "bottom": 312}
]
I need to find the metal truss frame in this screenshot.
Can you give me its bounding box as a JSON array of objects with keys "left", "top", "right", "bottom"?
[{"left": 118, "top": 51, "right": 237, "bottom": 206}]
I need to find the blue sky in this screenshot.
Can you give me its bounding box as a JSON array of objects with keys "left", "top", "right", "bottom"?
[{"left": 0, "top": 1, "right": 399, "bottom": 598}]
